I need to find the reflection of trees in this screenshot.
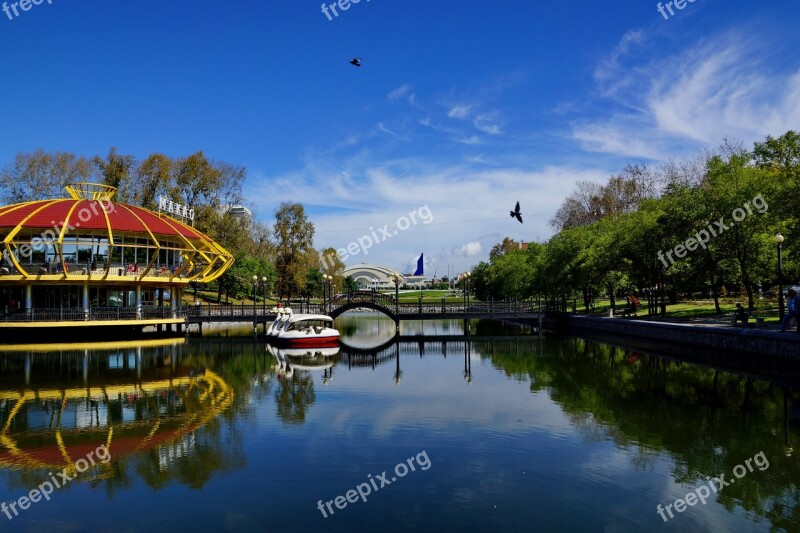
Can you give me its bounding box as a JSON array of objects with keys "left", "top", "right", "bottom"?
[
  {"left": 275, "top": 372, "right": 316, "bottom": 424},
  {"left": 481, "top": 337, "right": 800, "bottom": 530}
]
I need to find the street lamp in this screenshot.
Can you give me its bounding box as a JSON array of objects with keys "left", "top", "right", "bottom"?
[
  {"left": 323, "top": 274, "right": 333, "bottom": 313},
  {"left": 464, "top": 272, "right": 471, "bottom": 309},
  {"left": 391, "top": 274, "right": 402, "bottom": 316},
  {"left": 776, "top": 233, "right": 785, "bottom": 319},
  {"left": 252, "top": 274, "right": 258, "bottom": 314},
  {"left": 261, "top": 276, "right": 267, "bottom": 314}
]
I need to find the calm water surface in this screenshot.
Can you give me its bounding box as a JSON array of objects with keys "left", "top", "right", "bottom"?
[{"left": 0, "top": 314, "right": 798, "bottom": 532}]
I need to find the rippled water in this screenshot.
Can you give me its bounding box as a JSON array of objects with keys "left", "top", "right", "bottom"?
[{"left": 0, "top": 314, "right": 797, "bottom": 532}]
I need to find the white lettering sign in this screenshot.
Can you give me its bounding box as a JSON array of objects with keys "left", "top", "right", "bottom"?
[{"left": 158, "top": 196, "right": 195, "bottom": 222}]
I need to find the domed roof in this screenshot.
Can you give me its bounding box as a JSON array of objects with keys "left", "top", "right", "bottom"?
[
  {"left": 0, "top": 184, "right": 233, "bottom": 283},
  {"left": 0, "top": 184, "right": 202, "bottom": 239}
]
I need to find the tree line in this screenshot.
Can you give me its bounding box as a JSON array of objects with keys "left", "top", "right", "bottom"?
[{"left": 471, "top": 131, "right": 800, "bottom": 313}]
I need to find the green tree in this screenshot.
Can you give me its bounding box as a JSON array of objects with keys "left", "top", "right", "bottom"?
[
  {"left": 273, "top": 203, "right": 315, "bottom": 301},
  {"left": 94, "top": 147, "right": 136, "bottom": 199},
  {"left": 0, "top": 150, "right": 93, "bottom": 203}
]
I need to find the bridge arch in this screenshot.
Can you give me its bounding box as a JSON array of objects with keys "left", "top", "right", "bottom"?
[
  {"left": 329, "top": 301, "right": 397, "bottom": 321},
  {"left": 328, "top": 291, "right": 398, "bottom": 321}
]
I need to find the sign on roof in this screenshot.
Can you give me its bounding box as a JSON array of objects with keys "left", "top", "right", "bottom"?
[{"left": 158, "top": 196, "right": 195, "bottom": 222}]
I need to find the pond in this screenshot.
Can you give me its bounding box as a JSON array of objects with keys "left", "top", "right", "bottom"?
[{"left": 0, "top": 314, "right": 797, "bottom": 531}]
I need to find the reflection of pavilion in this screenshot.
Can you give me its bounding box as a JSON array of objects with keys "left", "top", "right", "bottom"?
[{"left": 0, "top": 340, "right": 234, "bottom": 474}]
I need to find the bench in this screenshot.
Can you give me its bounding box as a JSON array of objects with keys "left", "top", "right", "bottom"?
[
  {"left": 616, "top": 295, "right": 641, "bottom": 318},
  {"left": 732, "top": 306, "right": 750, "bottom": 327}
]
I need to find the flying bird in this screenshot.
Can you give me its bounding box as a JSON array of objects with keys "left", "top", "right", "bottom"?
[
  {"left": 350, "top": 58, "right": 362, "bottom": 67},
  {"left": 510, "top": 201, "right": 523, "bottom": 223}
]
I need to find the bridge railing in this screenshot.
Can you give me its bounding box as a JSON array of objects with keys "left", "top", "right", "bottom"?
[{"left": 180, "top": 297, "right": 542, "bottom": 321}]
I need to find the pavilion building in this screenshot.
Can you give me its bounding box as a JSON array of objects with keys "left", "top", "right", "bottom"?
[{"left": 0, "top": 183, "right": 233, "bottom": 339}]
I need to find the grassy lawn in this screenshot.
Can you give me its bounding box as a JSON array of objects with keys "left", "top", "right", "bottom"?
[{"left": 573, "top": 297, "right": 783, "bottom": 324}]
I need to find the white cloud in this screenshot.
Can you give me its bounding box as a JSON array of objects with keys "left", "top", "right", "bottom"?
[
  {"left": 448, "top": 105, "right": 472, "bottom": 119},
  {"left": 455, "top": 241, "right": 482, "bottom": 257},
  {"left": 387, "top": 84, "right": 411, "bottom": 102},
  {"left": 456, "top": 135, "right": 482, "bottom": 145},
  {"left": 250, "top": 158, "right": 611, "bottom": 272},
  {"left": 474, "top": 113, "right": 503, "bottom": 135},
  {"left": 574, "top": 27, "right": 800, "bottom": 159}
]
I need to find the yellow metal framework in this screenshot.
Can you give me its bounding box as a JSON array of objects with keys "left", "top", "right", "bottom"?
[{"left": 0, "top": 185, "right": 233, "bottom": 284}]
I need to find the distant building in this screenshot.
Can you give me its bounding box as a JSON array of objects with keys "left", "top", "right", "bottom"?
[
  {"left": 224, "top": 205, "right": 252, "bottom": 219},
  {"left": 401, "top": 275, "right": 427, "bottom": 289},
  {"left": 342, "top": 263, "right": 406, "bottom": 290}
]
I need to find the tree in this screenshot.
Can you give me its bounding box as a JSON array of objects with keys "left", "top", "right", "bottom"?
[
  {"left": 0, "top": 150, "right": 93, "bottom": 203},
  {"left": 489, "top": 237, "right": 520, "bottom": 260},
  {"left": 134, "top": 153, "right": 173, "bottom": 210},
  {"left": 94, "top": 147, "right": 136, "bottom": 199},
  {"left": 273, "top": 203, "right": 315, "bottom": 301}
]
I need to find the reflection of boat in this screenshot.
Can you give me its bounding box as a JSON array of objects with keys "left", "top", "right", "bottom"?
[
  {"left": 274, "top": 312, "right": 339, "bottom": 347},
  {"left": 268, "top": 344, "right": 338, "bottom": 378},
  {"left": 281, "top": 346, "right": 341, "bottom": 359}
]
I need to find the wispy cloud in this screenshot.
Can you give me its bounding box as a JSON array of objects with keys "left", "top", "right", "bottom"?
[
  {"left": 456, "top": 135, "right": 482, "bottom": 145},
  {"left": 387, "top": 84, "right": 412, "bottom": 102},
  {"left": 573, "top": 27, "right": 800, "bottom": 159},
  {"left": 474, "top": 113, "right": 503, "bottom": 135},
  {"left": 448, "top": 105, "right": 472, "bottom": 119}
]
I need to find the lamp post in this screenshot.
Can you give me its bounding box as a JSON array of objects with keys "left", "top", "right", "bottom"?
[
  {"left": 252, "top": 274, "right": 258, "bottom": 334},
  {"left": 463, "top": 272, "right": 471, "bottom": 333},
  {"left": 323, "top": 275, "right": 333, "bottom": 314},
  {"left": 391, "top": 274, "right": 402, "bottom": 315},
  {"left": 776, "top": 233, "right": 785, "bottom": 319},
  {"left": 261, "top": 276, "right": 267, "bottom": 315},
  {"left": 464, "top": 272, "right": 471, "bottom": 310}
]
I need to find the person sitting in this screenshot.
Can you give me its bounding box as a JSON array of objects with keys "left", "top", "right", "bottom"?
[
  {"left": 781, "top": 289, "right": 798, "bottom": 332},
  {"left": 619, "top": 294, "right": 640, "bottom": 317},
  {"left": 733, "top": 303, "right": 750, "bottom": 326}
]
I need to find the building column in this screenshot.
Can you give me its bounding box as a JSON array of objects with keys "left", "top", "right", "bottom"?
[
  {"left": 171, "top": 285, "right": 178, "bottom": 319},
  {"left": 83, "top": 284, "right": 89, "bottom": 321},
  {"left": 136, "top": 285, "right": 142, "bottom": 319},
  {"left": 24, "top": 285, "right": 32, "bottom": 316}
]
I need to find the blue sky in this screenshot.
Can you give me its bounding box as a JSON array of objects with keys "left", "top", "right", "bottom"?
[{"left": 1, "top": 1, "right": 798, "bottom": 275}]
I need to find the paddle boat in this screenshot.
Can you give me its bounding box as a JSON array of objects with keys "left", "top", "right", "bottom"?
[
  {"left": 273, "top": 312, "right": 340, "bottom": 347},
  {"left": 266, "top": 307, "right": 293, "bottom": 337}
]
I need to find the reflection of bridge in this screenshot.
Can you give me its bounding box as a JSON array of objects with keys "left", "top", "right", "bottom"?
[
  {"left": 338, "top": 335, "right": 541, "bottom": 368},
  {"left": 186, "top": 291, "right": 542, "bottom": 328}
]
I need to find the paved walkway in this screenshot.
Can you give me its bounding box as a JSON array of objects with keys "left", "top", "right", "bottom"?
[
  {"left": 584, "top": 311, "right": 799, "bottom": 333},
  {"left": 644, "top": 315, "right": 776, "bottom": 329}
]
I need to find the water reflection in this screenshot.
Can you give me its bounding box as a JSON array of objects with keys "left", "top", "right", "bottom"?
[
  {"left": 0, "top": 320, "right": 797, "bottom": 530},
  {"left": 0, "top": 339, "right": 238, "bottom": 493}
]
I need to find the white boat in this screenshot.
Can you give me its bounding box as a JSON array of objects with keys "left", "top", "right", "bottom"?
[
  {"left": 274, "top": 313, "right": 339, "bottom": 347},
  {"left": 266, "top": 307, "right": 293, "bottom": 337}
]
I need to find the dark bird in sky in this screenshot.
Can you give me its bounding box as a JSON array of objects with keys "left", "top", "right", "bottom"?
[
  {"left": 350, "top": 58, "right": 362, "bottom": 67},
  {"left": 510, "top": 201, "right": 523, "bottom": 223}
]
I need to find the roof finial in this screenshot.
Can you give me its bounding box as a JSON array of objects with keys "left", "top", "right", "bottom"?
[{"left": 65, "top": 183, "right": 117, "bottom": 201}]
